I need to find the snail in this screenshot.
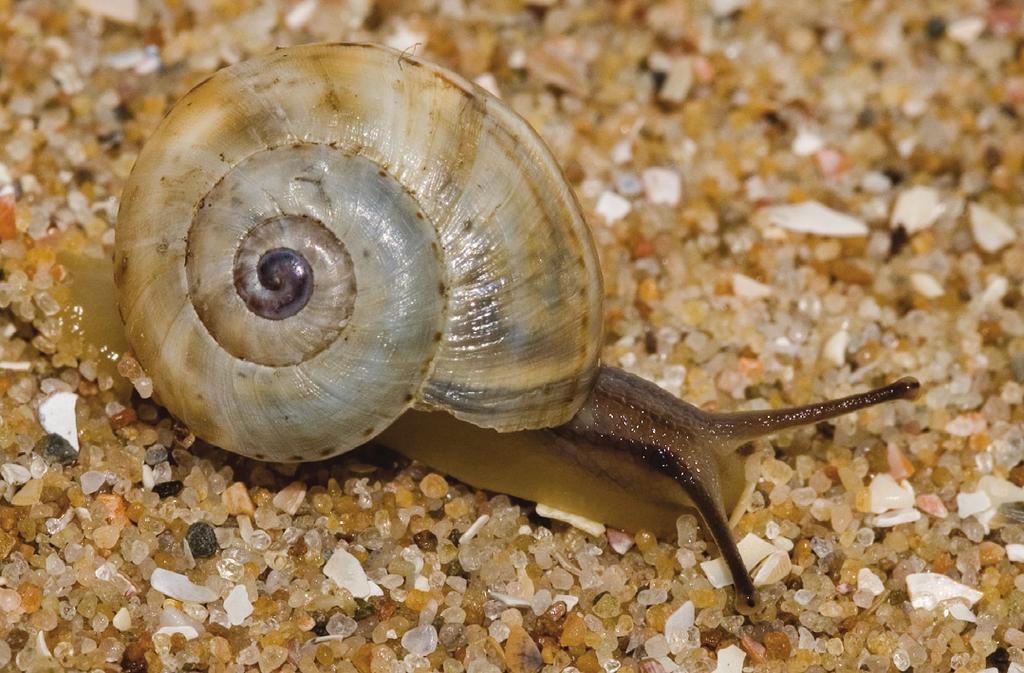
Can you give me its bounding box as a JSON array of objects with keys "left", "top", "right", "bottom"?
[{"left": 112, "top": 42, "right": 920, "bottom": 609}]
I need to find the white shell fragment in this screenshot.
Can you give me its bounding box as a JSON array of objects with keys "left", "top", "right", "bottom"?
[
  {"left": 490, "top": 592, "right": 533, "bottom": 609},
  {"left": 969, "top": 203, "right": 1016, "bottom": 253},
  {"left": 112, "top": 607, "right": 132, "bottom": 631},
  {"left": 459, "top": 514, "right": 490, "bottom": 543},
  {"left": 736, "top": 533, "right": 778, "bottom": 568},
  {"left": 664, "top": 601, "right": 694, "bottom": 639},
  {"left": 731, "top": 273, "right": 773, "bottom": 299},
  {"left": 150, "top": 568, "right": 218, "bottom": 603},
  {"left": 36, "top": 630, "right": 51, "bottom": 658},
  {"left": 961, "top": 476, "right": 1024, "bottom": 532},
  {"left": 155, "top": 606, "right": 202, "bottom": 640},
  {"left": 1008, "top": 544, "right": 1024, "bottom": 562},
  {"left": 535, "top": 504, "right": 605, "bottom": 536},
  {"left": 792, "top": 129, "right": 824, "bottom": 157},
  {"left": 224, "top": 585, "right": 254, "bottom": 626},
  {"left": 948, "top": 16, "right": 986, "bottom": 44},
  {"left": 905, "top": 573, "right": 983, "bottom": 610},
  {"left": 957, "top": 490, "right": 992, "bottom": 519},
  {"left": 0, "top": 463, "right": 31, "bottom": 485},
  {"left": 712, "top": 644, "right": 746, "bottom": 673},
  {"left": 823, "top": 329, "right": 849, "bottom": 367},
  {"left": 891, "top": 186, "right": 944, "bottom": 233},
  {"left": 946, "top": 601, "right": 977, "bottom": 622},
  {"left": 642, "top": 167, "right": 682, "bottom": 205},
  {"left": 868, "top": 474, "right": 915, "bottom": 513},
  {"left": 596, "top": 190, "right": 632, "bottom": 223},
  {"left": 701, "top": 534, "right": 782, "bottom": 587},
  {"left": 154, "top": 624, "right": 199, "bottom": 640},
  {"left": 980, "top": 276, "right": 1009, "bottom": 306},
  {"left": 857, "top": 568, "right": 885, "bottom": 596},
  {"left": 323, "top": 548, "right": 383, "bottom": 599},
  {"left": 870, "top": 507, "right": 921, "bottom": 527},
  {"left": 701, "top": 559, "right": 734, "bottom": 589},
  {"left": 271, "top": 481, "right": 307, "bottom": 515},
  {"left": 910, "top": 272, "right": 945, "bottom": 298},
  {"left": 38, "top": 391, "right": 80, "bottom": 451},
  {"left": 760, "top": 201, "right": 869, "bottom": 237},
  {"left": 752, "top": 550, "right": 792, "bottom": 586},
  {"left": 142, "top": 464, "right": 155, "bottom": 491}
]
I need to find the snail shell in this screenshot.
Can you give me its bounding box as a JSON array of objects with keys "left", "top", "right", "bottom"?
[{"left": 115, "top": 43, "right": 603, "bottom": 461}]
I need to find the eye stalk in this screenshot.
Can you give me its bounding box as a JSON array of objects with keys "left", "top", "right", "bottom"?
[{"left": 238, "top": 247, "right": 315, "bottom": 320}]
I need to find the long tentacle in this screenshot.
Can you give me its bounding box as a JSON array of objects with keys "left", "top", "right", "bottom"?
[{"left": 701, "top": 377, "right": 920, "bottom": 447}]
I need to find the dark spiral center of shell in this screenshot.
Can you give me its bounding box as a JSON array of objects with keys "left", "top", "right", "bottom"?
[{"left": 234, "top": 247, "right": 314, "bottom": 319}]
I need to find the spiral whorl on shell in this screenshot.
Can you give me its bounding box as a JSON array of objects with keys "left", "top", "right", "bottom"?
[{"left": 115, "top": 43, "right": 603, "bottom": 461}]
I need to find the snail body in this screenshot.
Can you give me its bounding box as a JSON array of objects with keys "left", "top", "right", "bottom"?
[{"left": 114, "top": 43, "right": 920, "bottom": 608}]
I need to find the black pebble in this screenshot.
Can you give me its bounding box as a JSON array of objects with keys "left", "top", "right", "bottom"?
[
  {"left": 185, "top": 521, "right": 219, "bottom": 558},
  {"left": 444, "top": 559, "right": 466, "bottom": 578},
  {"left": 883, "top": 167, "right": 904, "bottom": 185},
  {"left": 353, "top": 600, "right": 376, "bottom": 621},
  {"left": 925, "top": 16, "right": 947, "bottom": 39},
  {"left": 889, "top": 225, "right": 910, "bottom": 257},
  {"left": 651, "top": 70, "right": 667, "bottom": 93},
  {"left": 39, "top": 433, "right": 77, "bottom": 465},
  {"left": 987, "top": 647, "right": 1010, "bottom": 673},
  {"left": 153, "top": 480, "right": 184, "bottom": 498},
  {"left": 120, "top": 652, "right": 147, "bottom": 673},
  {"left": 643, "top": 329, "right": 658, "bottom": 355},
  {"left": 413, "top": 530, "right": 437, "bottom": 552}
]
